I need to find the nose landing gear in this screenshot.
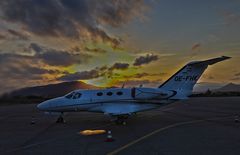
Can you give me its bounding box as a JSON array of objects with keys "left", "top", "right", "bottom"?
[{"left": 56, "top": 112, "right": 65, "bottom": 123}]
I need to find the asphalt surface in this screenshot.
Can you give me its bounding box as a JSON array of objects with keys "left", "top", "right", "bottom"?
[{"left": 0, "top": 97, "right": 240, "bottom": 155}]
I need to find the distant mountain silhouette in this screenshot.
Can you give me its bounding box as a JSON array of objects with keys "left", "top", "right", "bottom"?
[
  {"left": 4, "top": 81, "right": 240, "bottom": 99},
  {"left": 193, "top": 82, "right": 224, "bottom": 92},
  {"left": 5, "top": 81, "right": 100, "bottom": 98},
  {"left": 214, "top": 83, "right": 240, "bottom": 92}
]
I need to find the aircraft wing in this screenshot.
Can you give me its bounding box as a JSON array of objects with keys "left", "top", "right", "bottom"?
[{"left": 87, "top": 102, "right": 158, "bottom": 115}]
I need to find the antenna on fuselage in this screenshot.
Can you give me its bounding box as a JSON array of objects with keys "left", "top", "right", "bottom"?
[{"left": 121, "top": 83, "right": 125, "bottom": 88}]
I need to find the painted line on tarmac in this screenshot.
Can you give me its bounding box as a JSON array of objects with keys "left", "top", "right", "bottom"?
[{"left": 107, "top": 116, "right": 230, "bottom": 155}]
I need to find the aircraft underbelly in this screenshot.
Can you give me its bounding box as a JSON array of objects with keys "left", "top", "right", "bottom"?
[{"left": 87, "top": 102, "right": 159, "bottom": 115}]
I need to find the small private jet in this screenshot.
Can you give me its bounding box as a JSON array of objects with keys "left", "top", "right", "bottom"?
[{"left": 37, "top": 56, "right": 231, "bottom": 124}]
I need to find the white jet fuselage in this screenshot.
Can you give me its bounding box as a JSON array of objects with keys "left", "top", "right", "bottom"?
[{"left": 38, "top": 87, "right": 177, "bottom": 115}]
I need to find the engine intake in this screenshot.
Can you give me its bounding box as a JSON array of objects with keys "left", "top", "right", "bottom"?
[{"left": 131, "top": 87, "right": 175, "bottom": 100}]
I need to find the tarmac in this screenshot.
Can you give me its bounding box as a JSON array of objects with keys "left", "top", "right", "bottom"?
[{"left": 0, "top": 97, "right": 240, "bottom": 155}]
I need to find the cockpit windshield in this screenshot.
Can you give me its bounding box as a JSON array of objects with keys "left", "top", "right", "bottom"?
[
  {"left": 73, "top": 92, "right": 82, "bottom": 99},
  {"left": 65, "top": 92, "right": 75, "bottom": 99},
  {"left": 65, "top": 92, "right": 82, "bottom": 99}
]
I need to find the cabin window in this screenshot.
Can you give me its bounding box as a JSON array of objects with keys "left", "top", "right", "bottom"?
[
  {"left": 65, "top": 92, "right": 75, "bottom": 99},
  {"left": 107, "top": 92, "right": 113, "bottom": 96},
  {"left": 73, "top": 93, "right": 82, "bottom": 99},
  {"left": 97, "top": 92, "right": 103, "bottom": 96},
  {"left": 116, "top": 91, "right": 123, "bottom": 95}
]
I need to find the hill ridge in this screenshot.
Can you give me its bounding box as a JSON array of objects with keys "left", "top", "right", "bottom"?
[{"left": 4, "top": 81, "right": 99, "bottom": 98}]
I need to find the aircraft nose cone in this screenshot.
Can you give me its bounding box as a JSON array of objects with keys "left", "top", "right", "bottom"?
[{"left": 37, "top": 101, "right": 50, "bottom": 111}]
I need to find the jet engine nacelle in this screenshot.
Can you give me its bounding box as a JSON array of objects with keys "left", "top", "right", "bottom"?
[{"left": 132, "top": 88, "right": 175, "bottom": 100}]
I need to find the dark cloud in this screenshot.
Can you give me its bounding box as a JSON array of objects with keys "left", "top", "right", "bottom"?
[
  {"left": 0, "top": 52, "right": 69, "bottom": 94},
  {"left": 0, "top": 53, "right": 30, "bottom": 64},
  {"left": 124, "top": 72, "right": 167, "bottom": 79},
  {"left": 85, "top": 47, "right": 107, "bottom": 53},
  {"left": 109, "top": 62, "right": 129, "bottom": 71},
  {"left": 191, "top": 43, "right": 201, "bottom": 51},
  {"left": 207, "top": 76, "right": 214, "bottom": 80},
  {"left": 29, "top": 43, "right": 43, "bottom": 53},
  {"left": 36, "top": 50, "right": 84, "bottom": 66},
  {"left": 231, "top": 72, "right": 240, "bottom": 81},
  {"left": 0, "top": 44, "right": 92, "bottom": 94},
  {"left": 231, "top": 77, "right": 240, "bottom": 81},
  {"left": 0, "top": 0, "right": 149, "bottom": 47},
  {"left": 28, "top": 43, "right": 92, "bottom": 66},
  {"left": 126, "top": 80, "right": 151, "bottom": 86},
  {"left": 235, "top": 72, "right": 240, "bottom": 76},
  {"left": 7, "top": 29, "right": 28, "bottom": 40},
  {"left": 116, "top": 79, "right": 162, "bottom": 88},
  {"left": 24, "top": 66, "right": 58, "bottom": 75},
  {"left": 59, "top": 62, "right": 130, "bottom": 81},
  {"left": 0, "top": 29, "right": 29, "bottom": 41},
  {"left": 0, "top": 53, "right": 61, "bottom": 82},
  {"left": 131, "top": 73, "right": 149, "bottom": 78},
  {"left": 58, "top": 69, "right": 100, "bottom": 81},
  {"left": 220, "top": 10, "right": 240, "bottom": 26},
  {"left": 0, "top": 33, "right": 6, "bottom": 40},
  {"left": 87, "top": 27, "right": 120, "bottom": 48},
  {"left": 133, "top": 54, "right": 159, "bottom": 66},
  {"left": 93, "top": 0, "right": 148, "bottom": 27},
  {"left": 70, "top": 46, "right": 81, "bottom": 53},
  {"left": 96, "top": 65, "right": 108, "bottom": 71},
  {"left": 121, "top": 73, "right": 147, "bottom": 79}
]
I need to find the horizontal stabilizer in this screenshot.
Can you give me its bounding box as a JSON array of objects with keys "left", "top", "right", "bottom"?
[{"left": 187, "top": 56, "right": 231, "bottom": 66}]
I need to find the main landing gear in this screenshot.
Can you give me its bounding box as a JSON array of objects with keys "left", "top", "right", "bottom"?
[
  {"left": 56, "top": 112, "right": 65, "bottom": 123},
  {"left": 114, "top": 115, "right": 129, "bottom": 125}
]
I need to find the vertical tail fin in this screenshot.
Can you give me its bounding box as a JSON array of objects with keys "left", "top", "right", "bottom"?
[{"left": 159, "top": 56, "right": 231, "bottom": 97}]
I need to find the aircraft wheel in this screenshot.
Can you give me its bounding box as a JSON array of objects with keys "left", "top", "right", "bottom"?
[
  {"left": 115, "top": 118, "right": 127, "bottom": 125},
  {"left": 56, "top": 115, "right": 64, "bottom": 123}
]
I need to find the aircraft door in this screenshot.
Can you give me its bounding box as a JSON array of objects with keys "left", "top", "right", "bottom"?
[{"left": 131, "top": 87, "right": 136, "bottom": 98}]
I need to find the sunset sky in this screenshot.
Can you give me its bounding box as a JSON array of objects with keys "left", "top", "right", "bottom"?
[{"left": 0, "top": 0, "right": 239, "bottom": 94}]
